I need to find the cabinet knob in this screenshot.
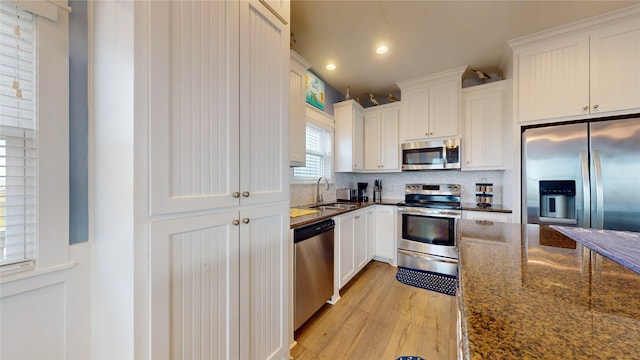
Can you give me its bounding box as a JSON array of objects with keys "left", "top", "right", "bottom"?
[
  {"left": 592, "top": 104, "right": 599, "bottom": 110},
  {"left": 355, "top": 216, "right": 360, "bottom": 219},
  {"left": 232, "top": 219, "right": 240, "bottom": 226},
  {"left": 242, "top": 218, "right": 250, "bottom": 224},
  {"left": 582, "top": 105, "right": 589, "bottom": 111},
  {"left": 242, "top": 191, "right": 250, "bottom": 197},
  {"left": 232, "top": 192, "right": 240, "bottom": 198}
]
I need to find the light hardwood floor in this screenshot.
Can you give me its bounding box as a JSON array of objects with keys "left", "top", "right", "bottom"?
[{"left": 291, "top": 261, "right": 457, "bottom": 360}]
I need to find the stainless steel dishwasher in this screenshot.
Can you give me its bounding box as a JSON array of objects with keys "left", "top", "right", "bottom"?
[{"left": 294, "top": 218, "right": 335, "bottom": 330}]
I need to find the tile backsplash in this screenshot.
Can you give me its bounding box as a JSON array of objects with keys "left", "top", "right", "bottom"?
[{"left": 290, "top": 170, "right": 507, "bottom": 208}]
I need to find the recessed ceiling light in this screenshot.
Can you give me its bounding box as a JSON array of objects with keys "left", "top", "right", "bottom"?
[
  {"left": 326, "top": 64, "right": 336, "bottom": 70},
  {"left": 376, "top": 45, "right": 388, "bottom": 54}
]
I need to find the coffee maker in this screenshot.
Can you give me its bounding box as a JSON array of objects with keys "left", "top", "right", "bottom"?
[{"left": 357, "top": 182, "right": 368, "bottom": 202}]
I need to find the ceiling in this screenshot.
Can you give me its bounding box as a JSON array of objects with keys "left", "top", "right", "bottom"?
[{"left": 290, "top": 0, "right": 639, "bottom": 106}]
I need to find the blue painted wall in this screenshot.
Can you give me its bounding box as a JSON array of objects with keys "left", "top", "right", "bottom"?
[{"left": 69, "top": 0, "right": 88, "bottom": 244}]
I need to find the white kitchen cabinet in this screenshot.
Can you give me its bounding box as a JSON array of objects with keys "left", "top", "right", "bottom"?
[
  {"left": 259, "top": 0, "right": 290, "bottom": 24},
  {"left": 145, "top": 1, "right": 290, "bottom": 359},
  {"left": 589, "top": 18, "right": 640, "bottom": 116},
  {"left": 150, "top": 203, "right": 288, "bottom": 359},
  {"left": 512, "top": 14, "right": 640, "bottom": 123},
  {"left": 150, "top": 0, "right": 289, "bottom": 214},
  {"left": 337, "top": 208, "right": 369, "bottom": 289},
  {"left": 364, "top": 102, "right": 401, "bottom": 172},
  {"left": 462, "top": 80, "right": 509, "bottom": 170},
  {"left": 366, "top": 208, "right": 376, "bottom": 261},
  {"left": 462, "top": 210, "right": 513, "bottom": 223},
  {"left": 397, "top": 66, "right": 466, "bottom": 143},
  {"left": 334, "top": 100, "right": 365, "bottom": 172},
  {"left": 355, "top": 210, "right": 368, "bottom": 271},
  {"left": 289, "top": 50, "right": 311, "bottom": 167},
  {"left": 373, "top": 205, "right": 396, "bottom": 264},
  {"left": 338, "top": 211, "right": 356, "bottom": 288}
]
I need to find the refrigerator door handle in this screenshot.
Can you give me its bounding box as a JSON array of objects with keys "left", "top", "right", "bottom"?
[
  {"left": 592, "top": 150, "right": 604, "bottom": 229},
  {"left": 580, "top": 151, "right": 591, "bottom": 227}
]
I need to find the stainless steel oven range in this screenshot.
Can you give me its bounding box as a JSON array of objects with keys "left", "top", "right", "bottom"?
[{"left": 396, "top": 183, "right": 461, "bottom": 276}]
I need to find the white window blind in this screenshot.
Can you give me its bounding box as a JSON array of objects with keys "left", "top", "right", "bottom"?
[
  {"left": 0, "top": 0, "right": 36, "bottom": 269},
  {"left": 294, "top": 123, "right": 332, "bottom": 181}
]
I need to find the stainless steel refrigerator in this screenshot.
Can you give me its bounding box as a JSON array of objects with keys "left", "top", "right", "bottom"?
[{"left": 522, "top": 116, "right": 640, "bottom": 232}]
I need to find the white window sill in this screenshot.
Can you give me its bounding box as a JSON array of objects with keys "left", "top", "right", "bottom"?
[{"left": 1, "top": 263, "right": 74, "bottom": 298}]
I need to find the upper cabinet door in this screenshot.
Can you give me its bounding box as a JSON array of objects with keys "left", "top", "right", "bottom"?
[
  {"left": 399, "top": 86, "right": 429, "bottom": 142},
  {"left": 258, "top": 0, "right": 290, "bottom": 25},
  {"left": 428, "top": 79, "right": 460, "bottom": 139},
  {"left": 517, "top": 34, "right": 590, "bottom": 122},
  {"left": 380, "top": 106, "right": 400, "bottom": 170},
  {"left": 462, "top": 81, "right": 508, "bottom": 170},
  {"left": 590, "top": 18, "right": 640, "bottom": 115},
  {"left": 239, "top": 1, "right": 289, "bottom": 206},
  {"left": 364, "top": 111, "right": 382, "bottom": 170},
  {"left": 149, "top": 1, "right": 240, "bottom": 215}
]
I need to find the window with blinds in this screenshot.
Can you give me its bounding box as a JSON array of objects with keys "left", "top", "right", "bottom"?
[
  {"left": 0, "top": 0, "right": 36, "bottom": 270},
  {"left": 293, "top": 123, "right": 333, "bottom": 181}
]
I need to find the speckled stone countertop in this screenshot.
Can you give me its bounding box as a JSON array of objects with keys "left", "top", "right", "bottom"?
[
  {"left": 457, "top": 219, "right": 640, "bottom": 360},
  {"left": 289, "top": 200, "right": 399, "bottom": 229},
  {"left": 460, "top": 203, "right": 512, "bottom": 213}
]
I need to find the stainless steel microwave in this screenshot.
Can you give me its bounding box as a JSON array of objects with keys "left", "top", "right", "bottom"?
[{"left": 401, "top": 138, "right": 461, "bottom": 170}]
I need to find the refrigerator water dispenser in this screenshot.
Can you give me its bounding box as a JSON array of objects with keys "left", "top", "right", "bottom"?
[{"left": 539, "top": 180, "right": 576, "bottom": 223}]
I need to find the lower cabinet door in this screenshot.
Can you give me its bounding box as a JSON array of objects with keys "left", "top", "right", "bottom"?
[
  {"left": 150, "top": 211, "right": 240, "bottom": 360},
  {"left": 240, "top": 203, "right": 289, "bottom": 360},
  {"left": 338, "top": 213, "right": 356, "bottom": 288},
  {"left": 354, "top": 211, "right": 368, "bottom": 271},
  {"left": 375, "top": 206, "right": 396, "bottom": 262}
]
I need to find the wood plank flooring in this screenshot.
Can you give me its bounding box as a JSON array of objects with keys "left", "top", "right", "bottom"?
[{"left": 291, "top": 261, "right": 457, "bottom": 360}]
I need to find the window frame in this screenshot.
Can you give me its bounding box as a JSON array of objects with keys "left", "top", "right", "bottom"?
[
  {"left": 0, "top": 0, "right": 70, "bottom": 280},
  {"left": 291, "top": 106, "right": 335, "bottom": 185}
]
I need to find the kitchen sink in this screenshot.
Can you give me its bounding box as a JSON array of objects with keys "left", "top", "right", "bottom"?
[{"left": 310, "top": 203, "right": 358, "bottom": 210}]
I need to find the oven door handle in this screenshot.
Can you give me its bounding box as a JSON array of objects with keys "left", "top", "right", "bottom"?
[
  {"left": 397, "top": 208, "right": 461, "bottom": 218},
  {"left": 397, "top": 248, "right": 458, "bottom": 264}
]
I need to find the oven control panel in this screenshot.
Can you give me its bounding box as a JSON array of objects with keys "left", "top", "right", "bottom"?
[{"left": 405, "top": 183, "right": 460, "bottom": 196}]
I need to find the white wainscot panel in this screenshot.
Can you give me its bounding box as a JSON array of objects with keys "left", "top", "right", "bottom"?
[{"left": 1, "top": 282, "right": 66, "bottom": 359}]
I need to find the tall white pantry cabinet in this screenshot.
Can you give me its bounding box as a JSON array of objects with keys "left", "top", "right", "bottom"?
[{"left": 93, "top": 1, "right": 290, "bottom": 359}]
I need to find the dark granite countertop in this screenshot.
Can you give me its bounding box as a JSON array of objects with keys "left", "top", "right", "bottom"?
[
  {"left": 461, "top": 203, "right": 512, "bottom": 213},
  {"left": 289, "top": 200, "right": 399, "bottom": 229},
  {"left": 457, "top": 219, "right": 640, "bottom": 359}
]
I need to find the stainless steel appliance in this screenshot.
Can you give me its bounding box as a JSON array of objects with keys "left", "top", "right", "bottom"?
[
  {"left": 396, "top": 183, "right": 461, "bottom": 276},
  {"left": 357, "top": 182, "right": 368, "bottom": 202},
  {"left": 294, "top": 219, "right": 335, "bottom": 330},
  {"left": 522, "top": 116, "right": 640, "bottom": 232},
  {"left": 401, "top": 138, "right": 461, "bottom": 170},
  {"left": 336, "top": 188, "right": 357, "bottom": 202}
]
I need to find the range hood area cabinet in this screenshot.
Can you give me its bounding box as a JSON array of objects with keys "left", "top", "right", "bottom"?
[
  {"left": 335, "top": 100, "right": 365, "bottom": 172},
  {"left": 510, "top": 8, "right": 640, "bottom": 123},
  {"left": 397, "top": 66, "right": 466, "bottom": 143},
  {"left": 461, "top": 80, "right": 510, "bottom": 171},
  {"left": 289, "top": 50, "right": 311, "bottom": 167},
  {"left": 363, "top": 102, "right": 401, "bottom": 172}
]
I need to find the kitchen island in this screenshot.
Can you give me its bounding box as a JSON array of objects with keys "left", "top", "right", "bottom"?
[{"left": 457, "top": 219, "right": 640, "bottom": 359}]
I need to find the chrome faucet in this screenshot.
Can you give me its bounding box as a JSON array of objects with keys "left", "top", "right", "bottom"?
[{"left": 316, "top": 177, "right": 329, "bottom": 206}]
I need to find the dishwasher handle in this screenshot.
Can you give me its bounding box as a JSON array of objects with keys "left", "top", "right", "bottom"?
[{"left": 294, "top": 219, "right": 335, "bottom": 243}]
